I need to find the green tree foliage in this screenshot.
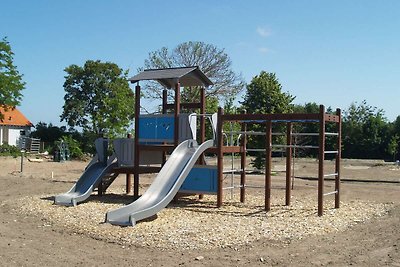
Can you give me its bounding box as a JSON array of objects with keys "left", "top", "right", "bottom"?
[
  {"left": 388, "top": 115, "right": 400, "bottom": 161},
  {"left": 30, "top": 122, "right": 96, "bottom": 157},
  {"left": 292, "top": 103, "right": 338, "bottom": 158},
  {"left": 0, "top": 37, "right": 25, "bottom": 117},
  {"left": 221, "top": 96, "right": 241, "bottom": 146},
  {"left": 61, "top": 60, "right": 134, "bottom": 138},
  {"left": 393, "top": 116, "right": 400, "bottom": 134},
  {"left": 143, "top": 41, "right": 245, "bottom": 104},
  {"left": 241, "top": 71, "right": 294, "bottom": 114},
  {"left": 292, "top": 103, "right": 320, "bottom": 157},
  {"left": 60, "top": 135, "right": 83, "bottom": 159},
  {"left": 387, "top": 135, "right": 399, "bottom": 161},
  {"left": 342, "top": 100, "right": 390, "bottom": 159},
  {"left": 31, "top": 122, "right": 67, "bottom": 143},
  {"left": 241, "top": 71, "right": 295, "bottom": 169}
]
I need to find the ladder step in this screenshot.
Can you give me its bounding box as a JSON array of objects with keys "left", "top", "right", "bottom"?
[
  {"left": 292, "top": 133, "right": 319, "bottom": 136},
  {"left": 100, "top": 172, "right": 119, "bottom": 192},
  {"left": 222, "top": 186, "right": 235, "bottom": 190},
  {"left": 325, "top": 132, "right": 339, "bottom": 136},
  {"left": 244, "top": 185, "right": 265, "bottom": 189},
  {"left": 223, "top": 169, "right": 243, "bottom": 174},
  {"left": 273, "top": 145, "right": 319, "bottom": 149},
  {"left": 323, "top": 190, "right": 338, "bottom": 196},
  {"left": 247, "top": 148, "right": 266, "bottom": 152},
  {"left": 323, "top": 173, "right": 338, "bottom": 177},
  {"left": 324, "top": 150, "right": 338, "bottom": 154}
]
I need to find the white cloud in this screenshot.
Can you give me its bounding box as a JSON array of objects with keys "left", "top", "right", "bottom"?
[
  {"left": 256, "top": 26, "right": 271, "bottom": 37},
  {"left": 258, "top": 47, "right": 270, "bottom": 54}
]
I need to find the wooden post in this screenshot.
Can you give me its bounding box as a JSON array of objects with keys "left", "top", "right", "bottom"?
[
  {"left": 265, "top": 120, "right": 272, "bottom": 211},
  {"left": 134, "top": 83, "right": 141, "bottom": 198},
  {"left": 126, "top": 133, "right": 132, "bottom": 194},
  {"left": 335, "top": 108, "right": 342, "bottom": 209},
  {"left": 285, "top": 122, "right": 292, "bottom": 206},
  {"left": 161, "top": 89, "right": 168, "bottom": 165},
  {"left": 199, "top": 87, "right": 206, "bottom": 167},
  {"left": 162, "top": 89, "right": 168, "bottom": 114},
  {"left": 98, "top": 137, "right": 108, "bottom": 196},
  {"left": 240, "top": 111, "right": 247, "bottom": 203},
  {"left": 198, "top": 87, "right": 206, "bottom": 200},
  {"left": 20, "top": 150, "right": 24, "bottom": 173},
  {"left": 200, "top": 87, "right": 206, "bottom": 144},
  {"left": 174, "top": 81, "right": 181, "bottom": 147},
  {"left": 318, "top": 105, "right": 326, "bottom": 216},
  {"left": 217, "top": 107, "right": 224, "bottom": 207}
]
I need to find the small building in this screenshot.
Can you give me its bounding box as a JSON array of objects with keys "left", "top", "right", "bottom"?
[{"left": 0, "top": 106, "right": 33, "bottom": 146}]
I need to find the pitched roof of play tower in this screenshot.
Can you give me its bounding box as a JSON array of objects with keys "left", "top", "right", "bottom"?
[{"left": 128, "top": 66, "right": 213, "bottom": 88}]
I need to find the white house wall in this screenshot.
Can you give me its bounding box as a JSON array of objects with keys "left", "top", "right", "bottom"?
[
  {"left": 0, "top": 126, "right": 31, "bottom": 146},
  {"left": 8, "top": 128, "right": 21, "bottom": 146}
]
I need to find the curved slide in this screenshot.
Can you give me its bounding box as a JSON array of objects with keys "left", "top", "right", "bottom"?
[
  {"left": 106, "top": 139, "right": 214, "bottom": 226},
  {"left": 54, "top": 161, "right": 118, "bottom": 206}
]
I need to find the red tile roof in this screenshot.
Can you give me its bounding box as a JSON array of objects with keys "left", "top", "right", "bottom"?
[{"left": 0, "top": 106, "right": 33, "bottom": 127}]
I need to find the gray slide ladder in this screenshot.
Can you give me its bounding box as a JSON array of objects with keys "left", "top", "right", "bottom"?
[{"left": 105, "top": 139, "right": 214, "bottom": 226}]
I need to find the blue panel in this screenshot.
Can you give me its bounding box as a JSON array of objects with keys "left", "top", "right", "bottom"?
[
  {"left": 138, "top": 116, "right": 175, "bottom": 142},
  {"left": 180, "top": 167, "right": 217, "bottom": 193},
  {"left": 156, "top": 116, "right": 174, "bottom": 140},
  {"left": 138, "top": 117, "right": 158, "bottom": 140}
]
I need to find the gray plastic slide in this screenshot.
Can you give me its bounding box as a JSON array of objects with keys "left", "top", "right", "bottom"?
[
  {"left": 54, "top": 161, "right": 118, "bottom": 206},
  {"left": 105, "top": 139, "right": 214, "bottom": 226},
  {"left": 54, "top": 138, "right": 117, "bottom": 206}
]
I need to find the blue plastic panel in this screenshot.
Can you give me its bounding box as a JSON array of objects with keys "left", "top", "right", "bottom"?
[
  {"left": 138, "top": 116, "right": 157, "bottom": 140},
  {"left": 156, "top": 116, "right": 174, "bottom": 140},
  {"left": 138, "top": 116, "right": 175, "bottom": 142},
  {"left": 180, "top": 166, "right": 217, "bottom": 194}
]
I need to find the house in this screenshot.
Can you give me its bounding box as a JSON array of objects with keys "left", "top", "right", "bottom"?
[{"left": 0, "top": 106, "right": 33, "bottom": 146}]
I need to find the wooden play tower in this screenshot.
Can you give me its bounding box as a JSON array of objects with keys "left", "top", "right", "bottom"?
[{"left": 124, "top": 66, "right": 341, "bottom": 216}]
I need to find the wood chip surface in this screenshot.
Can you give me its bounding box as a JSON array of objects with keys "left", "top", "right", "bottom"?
[{"left": 5, "top": 187, "right": 391, "bottom": 251}]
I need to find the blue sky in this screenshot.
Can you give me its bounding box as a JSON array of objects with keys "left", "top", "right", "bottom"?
[{"left": 2, "top": 0, "right": 400, "bottom": 126}]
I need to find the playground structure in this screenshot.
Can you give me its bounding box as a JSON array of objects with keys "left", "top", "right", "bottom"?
[
  {"left": 53, "top": 139, "right": 70, "bottom": 162},
  {"left": 55, "top": 66, "right": 342, "bottom": 225}
]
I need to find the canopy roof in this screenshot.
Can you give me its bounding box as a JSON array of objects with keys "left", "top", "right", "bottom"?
[{"left": 128, "top": 66, "right": 213, "bottom": 88}]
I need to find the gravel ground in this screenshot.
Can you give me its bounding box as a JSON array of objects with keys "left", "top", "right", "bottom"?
[
  {"left": 1, "top": 157, "right": 399, "bottom": 266},
  {"left": 6, "top": 186, "right": 391, "bottom": 251}
]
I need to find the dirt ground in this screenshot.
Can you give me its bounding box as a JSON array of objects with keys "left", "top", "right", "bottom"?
[{"left": 0, "top": 156, "right": 399, "bottom": 266}]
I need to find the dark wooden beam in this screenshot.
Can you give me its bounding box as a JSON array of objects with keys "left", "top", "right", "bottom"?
[
  {"left": 318, "top": 105, "right": 326, "bottom": 216},
  {"left": 335, "top": 108, "right": 342, "bottom": 209},
  {"left": 134, "top": 83, "right": 141, "bottom": 197},
  {"left": 285, "top": 122, "right": 292, "bottom": 206}
]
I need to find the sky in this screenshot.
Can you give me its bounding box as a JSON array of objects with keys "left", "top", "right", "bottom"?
[{"left": 1, "top": 0, "right": 400, "bottom": 126}]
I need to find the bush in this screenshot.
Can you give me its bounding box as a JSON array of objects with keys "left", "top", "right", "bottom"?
[
  {"left": 60, "top": 135, "right": 84, "bottom": 159},
  {"left": 0, "top": 143, "right": 21, "bottom": 157}
]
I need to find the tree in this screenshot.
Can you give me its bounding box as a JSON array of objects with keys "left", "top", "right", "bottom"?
[
  {"left": 389, "top": 115, "right": 400, "bottom": 160},
  {"left": 0, "top": 37, "right": 25, "bottom": 117},
  {"left": 241, "top": 71, "right": 295, "bottom": 169},
  {"left": 292, "top": 102, "right": 337, "bottom": 158},
  {"left": 31, "top": 122, "right": 67, "bottom": 143},
  {"left": 342, "top": 100, "right": 390, "bottom": 159},
  {"left": 393, "top": 116, "right": 400, "bottom": 134},
  {"left": 61, "top": 60, "right": 134, "bottom": 138},
  {"left": 142, "top": 41, "right": 245, "bottom": 103},
  {"left": 387, "top": 135, "right": 399, "bottom": 162},
  {"left": 241, "top": 71, "right": 294, "bottom": 114}
]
